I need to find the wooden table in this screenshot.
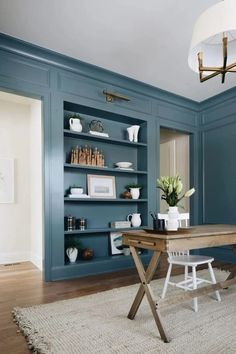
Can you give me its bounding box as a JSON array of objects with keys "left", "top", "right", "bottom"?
[{"left": 122, "top": 224, "right": 236, "bottom": 343}]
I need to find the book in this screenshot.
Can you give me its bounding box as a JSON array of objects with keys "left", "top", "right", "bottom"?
[
  {"left": 68, "top": 194, "right": 90, "bottom": 198},
  {"left": 89, "top": 130, "right": 109, "bottom": 137}
]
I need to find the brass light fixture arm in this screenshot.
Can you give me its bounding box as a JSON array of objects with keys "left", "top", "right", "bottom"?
[
  {"left": 197, "top": 35, "right": 236, "bottom": 83},
  {"left": 103, "top": 90, "right": 130, "bottom": 103},
  {"left": 221, "top": 35, "right": 228, "bottom": 83}
]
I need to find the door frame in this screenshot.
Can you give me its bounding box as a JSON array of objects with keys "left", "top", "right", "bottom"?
[
  {"left": 0, "top": 86, "right": 51, "bottom": 281},
  {"left": 158, "top": 124, "right": 199, "bottom": 226}
]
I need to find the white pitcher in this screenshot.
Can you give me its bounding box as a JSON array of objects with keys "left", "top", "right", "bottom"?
[
  {"left": 69, "top": 118, "right": 82, "bottom": 132},
  {"left": 127, "top": 213, "right": 141, "bottom": 227},
  {"left": 66, "top": 247, "right": 78, "bottom": 263}
]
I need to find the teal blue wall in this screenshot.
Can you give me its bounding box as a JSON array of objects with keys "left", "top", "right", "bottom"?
[
  {"left": 0, "top": 33, "right": 234, "bottom": 280},
  {"left": 198, "top": 88, "right": 236, "bottom": 263}
]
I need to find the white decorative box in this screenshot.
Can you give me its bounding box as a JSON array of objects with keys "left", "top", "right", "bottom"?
[{"left": 110, "top": 221, "right": 131, "bottom": 228}]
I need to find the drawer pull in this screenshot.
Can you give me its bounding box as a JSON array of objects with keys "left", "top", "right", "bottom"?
[
  {"left": 130, "top": 240, "right": 156, "bottom": 247},
  {"left": 103, "top": 90, "right": 130, "bottom": 103},
  {"left": 139, "top": 241, "right": 156, "bottom": 247}
]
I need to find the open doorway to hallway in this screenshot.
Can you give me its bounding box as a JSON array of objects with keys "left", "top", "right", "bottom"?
[
  {"left": 160, "top": 127, "right": 190, "bottom": 213},
  {"left": 0, "top": 91, "right": 43, "bottom": 271}
]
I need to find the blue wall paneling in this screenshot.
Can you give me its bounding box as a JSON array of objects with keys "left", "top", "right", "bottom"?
[
  {"left": 198, "top": 88, "right": 236, "bottom": 263},
  {"left": 0, "top": 33, "right": 235, "bottom": 280}
]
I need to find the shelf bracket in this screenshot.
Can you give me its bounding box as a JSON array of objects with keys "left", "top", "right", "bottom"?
[{"left": 103, "top": 90, "right": 130, "bottom": 103}]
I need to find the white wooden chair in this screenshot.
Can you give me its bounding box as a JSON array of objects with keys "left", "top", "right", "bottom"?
[
  {"left": 158, "top": 212, "right": 189, "bottom": 228},
  {"left": 159, "top": 213, "right": 221, "bottom": 312}
]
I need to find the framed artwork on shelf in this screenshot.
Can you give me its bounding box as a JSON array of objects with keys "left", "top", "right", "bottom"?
[
  {"left": 87, "top": 174, "right": 116, "bottom": 199},
  {"left": 0, "top": 158, "right": 14, "bottom": 203},
  {"left": 110, "top": 232, "right": 123, "bottom": 255}
]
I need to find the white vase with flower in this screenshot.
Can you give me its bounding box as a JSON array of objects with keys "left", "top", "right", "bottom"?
[{"left": 157, "top": 176, "right": 195, "bottom": 231}]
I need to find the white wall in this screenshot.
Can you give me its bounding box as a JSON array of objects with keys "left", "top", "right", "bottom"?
[
  {"left": 0, "top": 98, "right": 31, "bottom": 263},
  {"left": 29, "top": 100, "right": 43, "bottom": 270},
  {"left": 0, "top": 92, "right": 43, "bottom": 269}
]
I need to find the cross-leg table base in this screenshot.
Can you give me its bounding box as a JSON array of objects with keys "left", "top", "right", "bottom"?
[
  {"left": 128, "top": 246, "right": 170, "bottom": 343},
  {"left": 127, "top": 243, "right": 236, "bottom": 343}
]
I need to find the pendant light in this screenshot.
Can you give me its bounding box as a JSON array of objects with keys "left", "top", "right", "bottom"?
[{"left": 188, "top": 0, "right": 236, "bottom": 83}]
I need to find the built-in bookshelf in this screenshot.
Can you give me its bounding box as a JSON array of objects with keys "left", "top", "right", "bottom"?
[{"left": 63, "top": 101, "right": 149, "bottom": 272}]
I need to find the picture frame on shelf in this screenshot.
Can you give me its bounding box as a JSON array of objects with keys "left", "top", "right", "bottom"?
[
  {"left": 87, "top": 174, "right": 116, "bottom": 199},
  {"left": 110, "top": 232, "right": 123, "bottom": 255},
  {"left": 0, "top": 158, "right": 14, "bottom": 203}
]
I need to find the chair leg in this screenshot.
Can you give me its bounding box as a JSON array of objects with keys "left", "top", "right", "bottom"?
[
  {"left": 184, "top": 265, "right": 188, "bottom": 291},
  {"left": 208, "top": 262, "right": 221, "bottom": 302},
  {"left": 161, "top": 263, "right": 172, "bottom": 299},
  {"left": 192, "top": 266, "right": 198, "bottom": 312}
]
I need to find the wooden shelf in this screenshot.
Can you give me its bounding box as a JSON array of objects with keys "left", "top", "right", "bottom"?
[
  {"left": 64, "top": 163, "right": 147, "bottom": 174},
  {"left": 65, "top": 253, "right": 150, "bottom": 266},
  {"left": 64, "top": 197, "right": 148, "bottom": 202},
  {"left": 64, "top": 129, "right": 147, "bottom": 147},
  {"left": 64, "top": 226, "right": 147, "bottom": 235}
]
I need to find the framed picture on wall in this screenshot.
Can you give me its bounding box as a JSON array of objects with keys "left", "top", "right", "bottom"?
[
  {"left": 0, "top": 158, "right": 14, "bottom": 203},
  {"left": 87, "top": 174, "right": 116, "bottom": 199},
  {"left": 110, "top": 232, "right": 123, "bottom": 255}
]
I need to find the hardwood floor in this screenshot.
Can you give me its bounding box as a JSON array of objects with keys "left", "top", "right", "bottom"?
[{"left": 0, "top": 260, "right": 233, "bottom": 354}]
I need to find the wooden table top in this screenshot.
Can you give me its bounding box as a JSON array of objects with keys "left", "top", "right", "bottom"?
[
  {"left": 123, "top": 224, "right": 236, "bottom": 251},
  {"left": 123, "top": 224, "right": 236, "bottom": 240}
]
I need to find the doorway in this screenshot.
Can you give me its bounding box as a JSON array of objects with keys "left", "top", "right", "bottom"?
[
  {"left": 0, "top": 91, "right": 43, "bottom": 271},
  {"left": 159, "top": 127, "right": 190, "bottom": 213}
]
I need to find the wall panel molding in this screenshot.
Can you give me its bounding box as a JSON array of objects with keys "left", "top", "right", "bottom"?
[
  {"left": 157, "top": 102, "right": 198, "bottom": 128},
  {"left": 200, "top": 113, "right": 236, "bottom": 132},
  {"left": 0, "top": 49, "right": 50, "bottom": 88},
  {"left": 200, "top": 86, "right": 236, "bottom": 111},
  {"left": 0, "top": 33, "right": 198, "bottom": 111},
  {"left": 57, "top": 71, "right": 152, "bottom": 115}
]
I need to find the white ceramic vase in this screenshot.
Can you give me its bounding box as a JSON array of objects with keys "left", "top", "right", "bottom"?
[
  {"left": 66, "top": 247, "right": 78, "bottom": 263},
  {"left": 133, "top": 125, "right": 140, "bottom": 142},
  {"left": 130, "top": 187, "right": 140, "bottom": 199},
  {"left": 127, "top": 213, "right": 142, "bottom": 227},
  {"left": 127, "top": 125, "right": 140, "bottom": 142},
  {"left": 69, "top": 118, "right": 83, "bottom": 132},
  {"left": 167, "top": 206, "right": 179, "bottom": 231},
  {"left": 123, "top": 247, "right": 131, "bottom": 256},
  {"left": 127, "top": 126, "right": 134, "bottom": 142}
]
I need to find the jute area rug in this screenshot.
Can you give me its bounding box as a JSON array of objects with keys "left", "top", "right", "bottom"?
[{"left": 13, "top": 269, "right": 236, "bottom": 354}]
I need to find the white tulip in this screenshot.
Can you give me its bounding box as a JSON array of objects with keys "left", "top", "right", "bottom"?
[
  {"left": 176, "top": 181, "right": 183, "bottom": 194},
  {"left": 184, "top": 188, "right": 195, "bottom": 198}
]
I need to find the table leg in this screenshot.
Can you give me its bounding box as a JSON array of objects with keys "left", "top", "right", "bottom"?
[
  {"left": 128, "top": 249, "right": 161, "bottom": 320},
  {"left": 226, "top": 244, "right": 236, "bottom": 281},
  {"left": 128, "top": 246, "right": 170, "bottom": 343}
]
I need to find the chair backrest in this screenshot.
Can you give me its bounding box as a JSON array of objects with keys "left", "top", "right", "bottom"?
[
  {"left": 178, "top": 213, "right": 189, "bottom": 227},
  {"left": 158, "top": 212, "right": 189, "bottom": 228},
  {"left": 168, "top": 250, "right": 189, "bottom": 257}
]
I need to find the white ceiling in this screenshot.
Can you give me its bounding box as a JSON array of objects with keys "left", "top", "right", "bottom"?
[{"left": 0, "top": 0, "right": 235, "bottom": 102}]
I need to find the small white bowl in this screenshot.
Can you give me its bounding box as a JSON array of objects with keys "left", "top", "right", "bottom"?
[
  {"left": 70, "top": 187, "right": 83, "bottom": 195},
  {"left": 115, "top": 162, "right": 132, "bottom": 168}
]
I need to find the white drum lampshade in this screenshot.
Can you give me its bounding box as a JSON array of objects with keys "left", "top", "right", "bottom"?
[{"left": 188, "top": 0, "right": 236, "bottom": 81}]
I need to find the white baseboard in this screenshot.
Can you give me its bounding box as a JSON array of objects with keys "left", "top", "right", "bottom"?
[
  {"left": 30, "top": 253, "right": 43, "bottom": 271},
  {"left": 0, "top": 252, "right": 30, "bottom": 265}
]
